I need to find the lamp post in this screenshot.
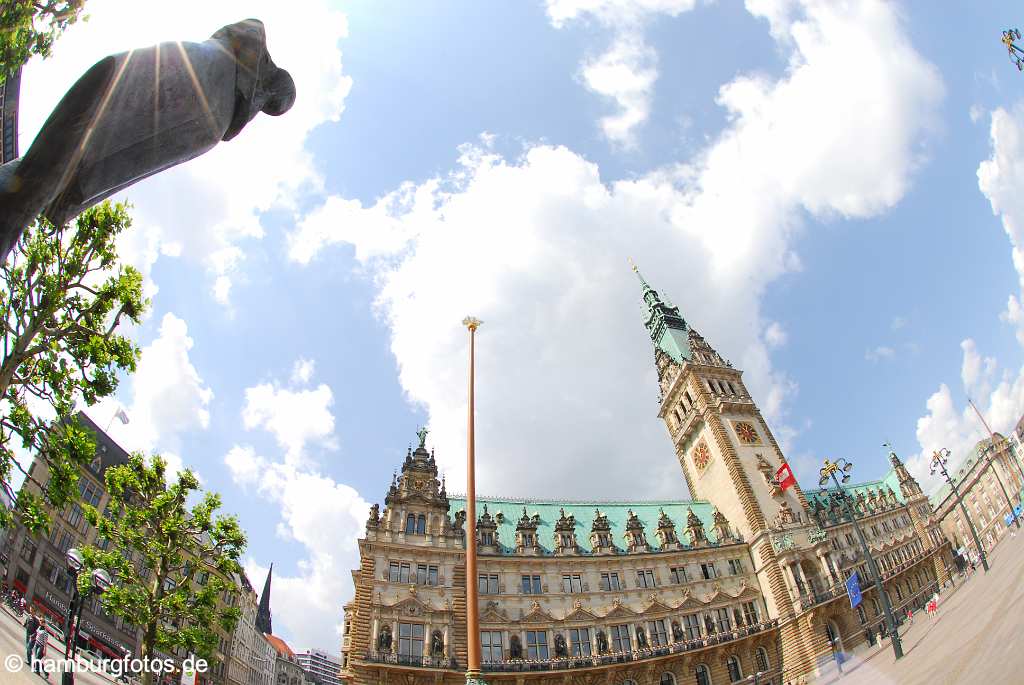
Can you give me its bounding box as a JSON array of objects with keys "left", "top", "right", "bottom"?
[
  {"left": 744, "top": 670, "right": 769, "bottom": 685},
  {"left": 61, "top": 548, "right": 111, "bottom": 685},
  {"left": 819, "top": 458, "right": 903, "bottom": 660},
  {"left": 1003, "top": 28, "right": 1024, "bottom": 71},
  {"left": 931, "top": 448, "right": 989, "bottom": 572},
  {"left": 462, "top": 316, "right": 485, "bottom": 685}
]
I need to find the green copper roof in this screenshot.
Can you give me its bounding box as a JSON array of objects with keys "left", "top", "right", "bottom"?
[
  {"left": 447, "top": 497, "right": 726, "bottom": 555},
  {"left": 803, "top": 469, "right": 906, "bottom": 512}
]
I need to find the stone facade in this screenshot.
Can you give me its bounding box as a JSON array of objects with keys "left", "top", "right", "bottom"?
[
  {"left": 339, "top": 272, "right": 954, "bottom": 685},
  {"left": 931, "top": 434, "right": 1024, "bottom": 559},
  {"left": 228, "top": 574, "right": 276, "bottom": 685}
]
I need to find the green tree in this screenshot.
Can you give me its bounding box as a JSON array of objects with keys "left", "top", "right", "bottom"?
[
  {"left": 0, "top": 201, "right": 146, "bottom": 532},
  {"left": 0, "top": 1, "right": 88, "bottom": 85},
  {"left": 82, "top": 454, "right": 246, "bottom": 685}
]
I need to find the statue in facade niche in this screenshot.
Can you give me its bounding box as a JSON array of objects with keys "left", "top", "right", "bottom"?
[
  {"left": 0, "top": 18, "right": 296, "bottom": 261},
  {"left": 595, "top": 630, "right": 609, "bottom": 654},
  {"left": 671, "top": 620, "right": 684, "bottom": 641},
  {"left": 553, "top": 633, "right": 568, "bottom": 657},
  {"left": 377, "top": 624, "right": 392, "bottom": 651},
  {"left": 635, "top": 625, "right": 648, "bottom": 649},
  {"left": 430, "top": 630, "right": 444, "bottom": 657},
  {"left": 509, "top": 634, "right": 523, "bottom": 659}
]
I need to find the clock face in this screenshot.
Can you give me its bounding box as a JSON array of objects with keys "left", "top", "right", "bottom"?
[
  {"left": 734, "top": 421, "right": 760, "bottom": 445},
  {"left": 693, "top": 441, "right": 712, "bottom": 472}
]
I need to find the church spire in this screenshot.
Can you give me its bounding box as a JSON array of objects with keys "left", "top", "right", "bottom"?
[{"left": 255, "top": 563, "right": 273, "bottom": 634}]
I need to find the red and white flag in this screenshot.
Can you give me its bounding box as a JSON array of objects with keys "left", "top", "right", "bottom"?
[{"left": 775, "top": 462, "right": 797, "bottom": 491}]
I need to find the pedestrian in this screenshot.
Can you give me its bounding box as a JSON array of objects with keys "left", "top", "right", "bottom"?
[
  {"left": 24, "top": 606, "right": 39, "bottom": 662},
  {"left": 32, "top": 617, "right": 49, "bottom": 679},
  {"left": 906, "top": 607, "right": 914, "bottom": 626}
]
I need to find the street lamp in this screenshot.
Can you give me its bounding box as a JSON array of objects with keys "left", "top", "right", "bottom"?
[
  {"left": 743, "top": 671, "right": 769, "bottom": 685},
  {"left": 62, "top": 548, "right": 111, "bottom": 685},
  {"left": 819, "top": 457, "right": 903, "bottom": 660},
  {"left": 1003, "top": 28, "right": 1024, "bottom": 71},
  {"left": 931, "top": 448, "right": 990, "bottom": 573}
]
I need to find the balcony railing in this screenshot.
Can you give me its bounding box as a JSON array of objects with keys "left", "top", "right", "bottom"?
[
  {"left": 482, "top": 620, "right": 779, "bottom": 673},
  {"left": 364, "top": 653, "right": 457, "bottom": 669}
]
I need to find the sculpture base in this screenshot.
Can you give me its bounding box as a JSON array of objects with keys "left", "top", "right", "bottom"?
[{"left": 465, "top": 671, "right": 488, "bottom": 685}]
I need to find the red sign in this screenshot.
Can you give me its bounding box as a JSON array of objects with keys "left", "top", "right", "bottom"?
[{"left": 776, "top": 462, "right": 797, "bottom": 491}]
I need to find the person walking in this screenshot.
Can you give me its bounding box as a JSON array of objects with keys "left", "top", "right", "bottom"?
[
  {"left": 32, "top": 617, "right": 49, "bottom": 679},
  {"left": 906, "top": 607, "right": 914, "bottom": 626},
  {"left": 24, "top": 607, "right": 39, "bottom": 662}
]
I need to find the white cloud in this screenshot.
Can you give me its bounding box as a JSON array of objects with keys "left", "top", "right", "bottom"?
[
  {"left": 905, "top": 101, "right": 1024, "bottom": 493},
  {"left": 891, "top": 315, "right": 907, "bottom": 330},
  {"left": 978, "top": 103, "right": 1024, "bottom": 344},
  {"left": 291, "top": 359, "right": 316, "bottom": 386},
  {"left": 225, "top": 363, "right": 368, "bottom": 650},
  {"left": 764, "top": 321, "right": 788, "bottom": 348},
  {"left": 242, "top": 381, "right": 336, "bottom": 466},
  {"left": 545, "top": 0, "right": 697, "bottom": 146},
  {"left": 289, "top": 0, "right": 939, "bottom": 500},
  {"left": 865, "top": 345, "right": 896, "bottom": 362},
  {"left": 20, "top": 0, "right": 352, "bottom": 305}
]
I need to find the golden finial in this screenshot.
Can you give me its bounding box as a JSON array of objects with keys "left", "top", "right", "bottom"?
[{"left": 462, "top": 316, "right": 482, "bottom": 331}]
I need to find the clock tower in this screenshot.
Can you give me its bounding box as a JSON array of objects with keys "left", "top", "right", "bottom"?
[{"left": 634, "top": 262, "right": 834, "bottom": 675}]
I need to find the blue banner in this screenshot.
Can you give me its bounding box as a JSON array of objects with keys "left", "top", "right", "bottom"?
[{"left": 846, "top": 572, "right": 862, "bottom": 608}]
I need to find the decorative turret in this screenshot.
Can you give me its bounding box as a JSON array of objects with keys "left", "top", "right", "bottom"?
[
  {"left": 553, "top": 508, "right": 578, "bottom": 555},
  {"left": 656, "top": 508, "right": 682, "bottom": 549},
  {"left": 889, "top": 449, "right": 923, "bottom": 498},
  {"left": 477, "top": 504, "right": 499, "bottom": 549},
  {"left": 515, "top": 507, "right": 541, "bottom": 555},
  {"left": 590, "top": 509, "right": 614, "bottom": 554},
  {"left": 623, "top": 509, "right": 650, "bottom": 553},
  {"left": 685, "top": 507, "right": 707, "bottom": 547},
  {"left": 378, "top": 429, "right": 455, "bottom": 539},
  {"left": 711, "top": 508, "right": 735, "bottom": 543}
]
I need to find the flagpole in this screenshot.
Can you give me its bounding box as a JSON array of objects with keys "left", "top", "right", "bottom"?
[{"left": 462, "top": 316, "right": 484, "bottom": 685}]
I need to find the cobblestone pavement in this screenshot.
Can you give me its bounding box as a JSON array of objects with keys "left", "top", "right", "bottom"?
[{"left": 811, "top": 534, "right": 1024, "bottom": 685}]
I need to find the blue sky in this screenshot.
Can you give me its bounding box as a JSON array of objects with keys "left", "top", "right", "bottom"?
[{"left": 17, "top": 0, "right": 1024, "bottom": 652}]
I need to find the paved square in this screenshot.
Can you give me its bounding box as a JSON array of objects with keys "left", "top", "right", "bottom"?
[{"left": 813, "top": 534, "right": 1024, "bottom": 685}]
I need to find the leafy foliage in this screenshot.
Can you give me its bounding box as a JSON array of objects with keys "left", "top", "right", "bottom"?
[
  {"left": 0, "top": 1, "right": 88, "bottom": 85},
  {"left": 82, "top": 455, "right": 246, "bottom": 685},
  {"left": 0, "top": 202, "right": 146, "bottom": 531}
]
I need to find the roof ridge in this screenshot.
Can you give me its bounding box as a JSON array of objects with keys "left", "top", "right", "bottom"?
[{"left": 447, "top": 494, "right": 711, "bottom": 505}]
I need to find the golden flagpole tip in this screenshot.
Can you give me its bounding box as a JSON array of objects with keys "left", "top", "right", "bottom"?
[{"left": 462, "top": 316, "right": 482, "bottom": 331}]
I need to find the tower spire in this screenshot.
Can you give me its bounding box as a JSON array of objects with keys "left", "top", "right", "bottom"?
[
  {"left": 629, "top": 259, "right": 691, "bottom": 363},
  {"left": 255, "top": 563, "right": 273, "bottom": 634}
]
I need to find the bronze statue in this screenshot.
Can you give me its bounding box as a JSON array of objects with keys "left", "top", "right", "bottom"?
[
  {"left": 595, "top": 630, "right": 608, "bottom": 654},
  {"left": 0, "top": 18, "right": 295, "bottom": 261}
]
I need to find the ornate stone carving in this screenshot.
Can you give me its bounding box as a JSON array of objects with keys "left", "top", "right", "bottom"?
[
  {"left": 808, "top": 526, "right": 828, "bottom": 544},
  {"left": 772, "top": 533, "right": 795, "bottom": 553},
  {"left": 756, "top": 453, "right": 782, "bottom": 497},
  {"left": 686, "top": 507, "right": 708, "bottom": 547}
]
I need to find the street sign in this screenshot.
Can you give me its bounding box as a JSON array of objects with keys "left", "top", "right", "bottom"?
[{"left": 846, "top": 572, "right": 862, "bottom": 608}]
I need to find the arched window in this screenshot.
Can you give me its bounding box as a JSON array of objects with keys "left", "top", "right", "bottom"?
[
  {"left": 872, "top": 598, "right": 881, "bottom": 616},
  {"left": 416, "top": 514, "right": 426, "bottom": 534},
  {"left": 755, "top": 646, "right": 770, "bottom": 673},
  {"left": 727, "top": 655, "right": 743, "bottom": 682},
  {"left": 660, "top": 673, "right": 677, "bottom": 685},
  {"left": 695, "top": 664, "right": 712, "bottom": 685},
  {"left": 857, "top": 606, "right": 866, "bottom": 624},
  {"left": 405, "top": 514, "right": 416, "bottom": 534}
]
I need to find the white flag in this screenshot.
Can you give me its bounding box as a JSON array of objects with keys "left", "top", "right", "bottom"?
[{"left": 114, "top": 408, "right": 130, "bottom": 425}]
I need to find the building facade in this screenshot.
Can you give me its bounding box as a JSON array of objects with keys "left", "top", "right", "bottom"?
[
  {"left": 340, "top": 270, "right": 953, "bottom": 685},
  {"left": 265, "top": 634, "right": 310, "bottom": 685},
  {"left": 297, "top": 648, "right": 343, "bottom": 685},
  {"left": 228, "top": 571, "right": 276, "bottom": 685},
  {"left": 930, "top": 434, "right": 1024, "bottom": 558},
  {"left": 1, "top": 413, "right": 140, "bottom": 660}
]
